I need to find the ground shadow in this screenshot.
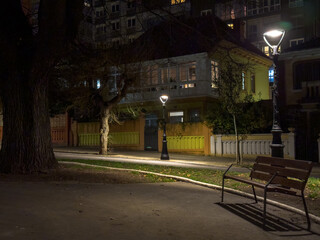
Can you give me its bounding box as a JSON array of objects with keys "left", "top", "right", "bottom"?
[{"left": 217, "top": 202, "right": 319, "bottom": 236}]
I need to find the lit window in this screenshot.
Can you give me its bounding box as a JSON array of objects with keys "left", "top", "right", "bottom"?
[
  {"left": 171, "top": 0, "right": 185, "bottom": 5},
  {"left": 96, "top": 79, "right": 101, "bottom": 89},
  {"left": 169, "top": 111, "right": 184, "bottom": 123},
  {"left": 242, "top": 72, "right": 245, "bottom": 90},
  {"left": 227, "top": 23, "right": 234, "bottom": 29},
  {"left": 269, "top": 67, "right": 274, "bottom": 83},
  {"left": 84, "top": 1, "right": 91, "bottom": 7},
  {"left": 263, "top": 46, "right": 270, "bottom": 56},
  {"left": 180, "top": 62, "right": 196, "bottom": 82}
]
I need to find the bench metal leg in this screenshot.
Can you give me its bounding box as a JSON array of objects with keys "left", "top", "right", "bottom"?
[
  {"left": 301, "top": 191, "right": 311, "bottom": 230},
  {"left": 221, "top": 176, "right": 225, "bottom": 202},
  {"left": 252, "top": 185, "right": 257, "bottom": 203},
  {"left": 263, "top": 188, "right": 267, "bottom": 229}
]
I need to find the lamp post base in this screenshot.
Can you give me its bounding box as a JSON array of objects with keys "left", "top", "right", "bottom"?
[
  {"left": 270, "top": 128, "right": 284, "bottom": 158},
  {"left": 160, "top": 153, "right": 169, "bottom": 160},
  {"left": 270, "top": 144, "right": 284, "bottom": 158},
  {"left": 161, "top": 140, "right": 169, "bottom": 160}
]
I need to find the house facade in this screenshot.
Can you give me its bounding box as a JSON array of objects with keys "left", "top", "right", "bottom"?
[{"left": 279, "top": 39, "right": 320, "bottom": 161}]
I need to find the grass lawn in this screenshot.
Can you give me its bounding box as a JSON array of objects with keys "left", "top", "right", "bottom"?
[{"left": 58, "top": 159, "right": 320, "bottom": 200}]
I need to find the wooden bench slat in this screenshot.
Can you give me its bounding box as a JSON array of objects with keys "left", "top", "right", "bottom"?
[
  {"left": 252, "top": 163, "right": 310, "bottom": 180},
  {"left": 225, "top": 175, "right": 298, "bottom": 195},
  {"left": 250, "top": 171, "right": 305, "bottom": 190},
  {"left": 224, "top": 175, "right": 266, "bottom": 188},
  {"left": 256, "top": 156, "right": 313, "bottom": 171}
]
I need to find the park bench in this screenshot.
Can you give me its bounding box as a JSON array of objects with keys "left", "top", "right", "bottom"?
[{"left": 221, "top": 156, "right": 313, "bottom": 229}]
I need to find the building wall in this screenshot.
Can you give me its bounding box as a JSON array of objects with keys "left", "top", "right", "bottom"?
[{"left": 280, "top": 47, "right": 320, "bottom": 106}]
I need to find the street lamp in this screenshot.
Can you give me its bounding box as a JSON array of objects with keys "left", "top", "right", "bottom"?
[
  {"left": 160, "top": 95, "right": 169, "bottom": 160},
  {"left": 263, "top": 29, "right": 285, "bottom": 158}
]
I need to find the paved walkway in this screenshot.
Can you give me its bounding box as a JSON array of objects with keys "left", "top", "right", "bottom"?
[
  {"left": 54, "top": 147, "right": 320, "bottom": 178},
  {"left": 0, "top": 181, "right": 319, "bottom": 240}
]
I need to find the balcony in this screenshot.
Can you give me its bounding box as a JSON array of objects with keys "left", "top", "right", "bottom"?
[
  {"left": 300, "top": 81, "right": 320, "bottom": 104},
  {"left": 121, "top": 80, "right": 218, "bottom": 104}
]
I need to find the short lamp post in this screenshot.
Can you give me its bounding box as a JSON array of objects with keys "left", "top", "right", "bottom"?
[
  {"left": 160, "top": 95, "right": 169, "bottom": 160},
  {"left": 263, "top": 29, "right": 285, "bottom": 158}
]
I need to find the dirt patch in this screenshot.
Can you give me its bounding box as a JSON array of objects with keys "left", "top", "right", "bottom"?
[{"left": 0, "top": 164, "right": 164, "bottom": 184}]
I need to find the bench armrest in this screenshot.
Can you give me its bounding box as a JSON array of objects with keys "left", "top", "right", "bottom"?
[
  {"left": 265, "top": 171, "right": 279, "bottom": 188},
  {"left": 222, "top": 164, "right": 234, "bottom": 178}
]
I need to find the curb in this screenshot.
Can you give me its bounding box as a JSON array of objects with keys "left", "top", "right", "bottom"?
[{"left": 60, "top": 161, "right": 320, "bottom": 224}]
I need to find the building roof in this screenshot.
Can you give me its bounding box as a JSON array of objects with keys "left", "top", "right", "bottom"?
[{"left": 130, "top": 15, "right": 268, "bottom": 61}]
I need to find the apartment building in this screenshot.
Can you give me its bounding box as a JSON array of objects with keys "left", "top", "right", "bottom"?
[{"left": 215, "top": 0, "right": 320, "bottom": 55}]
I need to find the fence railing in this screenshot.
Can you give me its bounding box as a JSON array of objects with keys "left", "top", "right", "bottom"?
[
  {"left": 51, "top": 127, "right": 67, "bottom": 145},
  {"left": 210, "top": 133, "right": 295, "bottom": 159},
  {"left": 78, "top": 132, "right": 140, "bottom": 146},
  {"left": 167, "top": 136, "right": 204, "bottom": 150}
]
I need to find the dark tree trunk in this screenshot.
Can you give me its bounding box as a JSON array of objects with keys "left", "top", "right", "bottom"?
[{"left": 0, "top": 69, "right": 56, "bottom": 173}]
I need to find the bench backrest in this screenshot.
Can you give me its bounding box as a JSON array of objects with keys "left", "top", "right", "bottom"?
[{"left": 250, "top": 156, "right": 313, "bottom": 191}]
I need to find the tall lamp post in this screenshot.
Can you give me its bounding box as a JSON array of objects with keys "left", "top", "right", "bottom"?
[
  {"left": 160, "top": 95, "right": 169, "bottom": 160},
  {"left": 263, "top": 29, "right": 285, "bottom": 158}
]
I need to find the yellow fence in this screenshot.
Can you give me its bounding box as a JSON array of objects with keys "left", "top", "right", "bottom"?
[
  {"left": 167, "top": 136, "right": 204, "bottom": 150},
  {"left": 79, "top": 134, "right": 100, "bottom": 146},
  {"left": 79, "top": 132, "right": 139, "bottom": 146}
]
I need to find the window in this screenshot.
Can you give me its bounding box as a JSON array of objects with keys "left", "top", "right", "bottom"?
[
  {"left": 293, "top": 60, "right": 320, "bottom": 89},
  {"left": 160, "top": 68, "right": 168, "bottom": 84},
  {"left": 180, "top": 62, "right": 196, "bottom": 81},
  {"left": 128, "top": 35, "right": 135, "bottom": 43},
  {"left": 201, "top": 9, "right": 212, "bottom": 16},
  {"left": 150, "top": 65, "right": 158, "bottom": 85},
  {"left": 96, "top": 79, "right": 101, "bottom": 89},
  {"left": 227, "top": 23, "right": 234, "bottom": 29},
  {"left": 290, "top": 38, "right": 304, "bottom": 47},
  {"left": 269, "top": 0, "right": 280, "bottom": 11},
  {"left": 248, "top": 0, "right": 280, "bottom": 16},
  {"left": 263, "top": 46, "right": 270, "bottom": 56},
  {"left": 84, "top": 0, "right": 91, "bottom": 7},
  {"left": 250, "top": 75, "right": 255, "bottom": 93},
  {"left": 112, "top": 3, "right": 120, "bottom": 12},
  {"left": 112, "top": 21, "right": 120, "bottom": 31},
  {"left": 96, "top": 9, "right": 105, "bottom": 17},
  {"left": 289, "top": 0, "right": 304, "bottom": 8},
  {"left": 171, "top": 0, "right": 185, "bottom": 5},
  {"left": 211, "top": 60, "right": 219, "bottom": 88},
  {"left": 127, "top": 17, "right": 136, "bottom": 28},
  {"left": 248, "top": 25, "right": 257, "bottom": 40},
  {"left": 242, "top": 72, "right": 245, "bottom": 90},
  {"left": 269, "top": 67, "right": 274, "bottom": 83},
  {"left": 169, "top": 66, "right": 177, "bottom": 82},
  {"left": 108, "top": 67, "right": 120, "bottom": 91},
  {"left": 189, "top": 109, "right": 200, "bottom": 122},
  {"left": 127, "top": 0, "right": 136, "bottom": 8},
  {"left": 169, "top": 111, "right": 184, "bottom": 123},
  {"left": 96, "top": 25, "right": 106, "bottom": 34}
]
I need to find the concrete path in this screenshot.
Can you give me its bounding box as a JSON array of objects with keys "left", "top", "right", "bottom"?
[
  {"left": 0, "top": 181, "right": 319, "bottom": 240},
  {"left": 54, "top": 147, "right": 320, "bottom": 178}
]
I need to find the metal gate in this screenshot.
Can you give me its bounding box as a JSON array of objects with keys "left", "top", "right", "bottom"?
[{"left": 144, "top": 114, "right": 158, "bottom": 151}]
